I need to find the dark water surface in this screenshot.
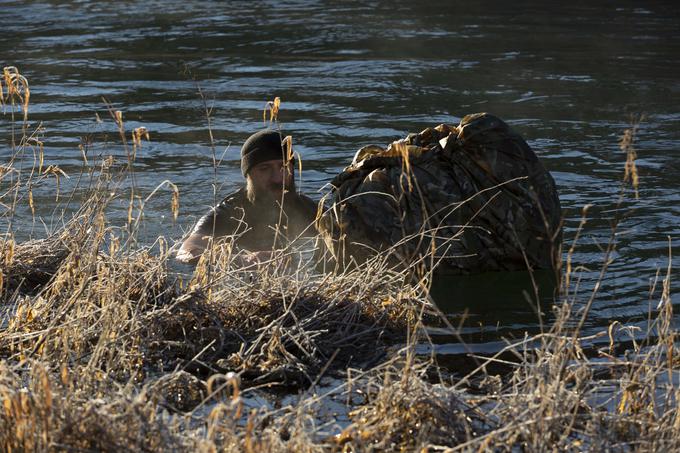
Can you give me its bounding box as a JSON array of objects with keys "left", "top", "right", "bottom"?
[{"left": 2, "top": 1, "right": 679, "bottom": 355}]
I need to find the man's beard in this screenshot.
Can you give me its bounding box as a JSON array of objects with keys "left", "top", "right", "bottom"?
[{"left": 246, "top": 180, "right": 294, "bottom": 205}]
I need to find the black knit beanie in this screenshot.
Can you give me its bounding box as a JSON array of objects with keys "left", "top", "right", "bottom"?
[{"left": 240, "top": 129, "right": 286, "bottom": 176}]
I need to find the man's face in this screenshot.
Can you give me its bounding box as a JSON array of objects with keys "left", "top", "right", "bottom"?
[{"left": 247, "top": 159, "right": 294, "bottom": 203}]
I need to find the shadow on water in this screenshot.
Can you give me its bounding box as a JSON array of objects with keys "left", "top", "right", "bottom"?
[
  {"left": 426, "top": 269, "right": 557, "bottom": 348},
  {"left": 421, "top": 270, "right": 559, "bottom": 375},
  {"left": 431, "top": 269, "right": 557, "bottom": 320}
]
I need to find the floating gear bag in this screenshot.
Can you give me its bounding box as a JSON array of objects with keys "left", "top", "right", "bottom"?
[{"left": 317, "top": 113, "right": 562, "bottom": 274}]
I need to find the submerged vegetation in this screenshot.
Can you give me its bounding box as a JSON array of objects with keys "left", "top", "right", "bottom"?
[{"left": 1, "top": 67, "right": 678, "bottom": 451}]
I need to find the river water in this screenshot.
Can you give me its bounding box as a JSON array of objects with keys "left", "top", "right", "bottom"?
[{"left": 2, "top": 1, "right": 679, "bottom": 356}]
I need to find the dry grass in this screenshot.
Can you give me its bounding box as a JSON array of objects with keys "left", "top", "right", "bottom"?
[
  {"left": 144, "top": 248, "right": 420, "bottom": 385},
  {"left": 0, "top": 67, "right": 677, "bottom": 452},
  {"left": 337, "top": 365, "right": 477, "bottom": 450},
  {"left": 0, "top": 361, "right": 200, "bottom": 452}
]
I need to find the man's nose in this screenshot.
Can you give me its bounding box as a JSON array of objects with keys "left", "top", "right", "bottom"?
[{"left": 271, "top": 166, "right": 284, "bottom": 184}]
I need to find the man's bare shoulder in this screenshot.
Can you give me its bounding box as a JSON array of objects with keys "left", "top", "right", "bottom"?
[
  {"left": 192, "top": 187, "right": 249, "bottom": 235},
  {"left": 293, "top": 192, "right": 318, "bottom": 210},
  {"left": 214, "top": 187, "right": 248, "bottom": 212}
]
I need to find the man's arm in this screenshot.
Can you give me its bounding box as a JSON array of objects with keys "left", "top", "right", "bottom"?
[
  {"left": 176, "top": 191, "right": 247, "bottom": 264},
  {"left": 176, "top": 232, "right": 209, "bottom": 264},
  {"left": 177, "top": 205, "right": 222, "bottom": 264},
  {"left": 177, "top": 232, "right": 268, "bottom": 267}
]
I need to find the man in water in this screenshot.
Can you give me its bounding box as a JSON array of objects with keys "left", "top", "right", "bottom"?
[{"left": 176, "top": 129, "right": 317, "bottom": 264}]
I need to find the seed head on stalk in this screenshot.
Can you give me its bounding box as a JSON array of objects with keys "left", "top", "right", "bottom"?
[
  {"left": 263, "top": 96, "right": 281, "bottom": 124},
  {"left": 170, "top": 182, "right": 180, "bottom": 221},
  {"left": 42, "top": 165, "right": 69, "bottom": 202},
  {"left": 620, "top": 115, "right": 644, "bottom": 199},
  {"left": 2, "top": 66, "right": 30, "bottom": 122},
  {"left": 132, "top": 126, "right": 150, "bottom": 161}
]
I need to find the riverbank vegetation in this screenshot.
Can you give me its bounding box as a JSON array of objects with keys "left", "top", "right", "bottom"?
[{"left": 1, "top": 67, "right": 678, "bottom": 451}]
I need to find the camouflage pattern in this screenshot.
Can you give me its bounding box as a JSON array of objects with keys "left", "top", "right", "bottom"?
[{"left": 317, "top": 113, "right": 562, "bottom": 274}]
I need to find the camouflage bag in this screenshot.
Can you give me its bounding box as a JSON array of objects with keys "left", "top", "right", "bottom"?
[{"left": 317, "top": 113, "right": 562, "bottom": 274}]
